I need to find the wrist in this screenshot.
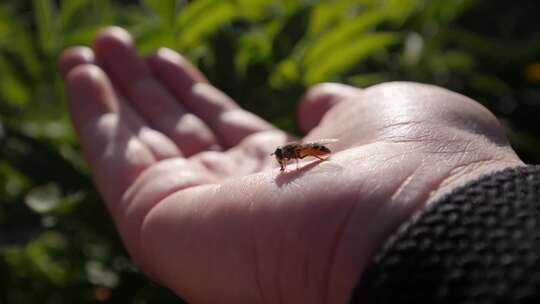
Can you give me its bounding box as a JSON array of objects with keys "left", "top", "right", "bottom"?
[{"left": 334, "top": 139, "right": 523, "bottom": 303}]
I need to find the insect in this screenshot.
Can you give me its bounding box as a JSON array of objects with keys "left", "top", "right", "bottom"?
[{"left": 270, "top": 139, "right": 338, "bottom": 171}]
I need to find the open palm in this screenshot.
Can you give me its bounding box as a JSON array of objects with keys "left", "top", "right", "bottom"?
[{"left": 60, "top": 27, "right": 523, "bottom": 304}]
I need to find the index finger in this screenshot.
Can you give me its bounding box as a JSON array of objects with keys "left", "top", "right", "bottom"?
[{"left": 147, "top": 48, "right": 277, "bottom": 148}]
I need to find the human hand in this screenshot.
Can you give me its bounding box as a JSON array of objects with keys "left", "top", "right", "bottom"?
[{"left": 59, "top": 27, "right": 523, "bottom": 304}]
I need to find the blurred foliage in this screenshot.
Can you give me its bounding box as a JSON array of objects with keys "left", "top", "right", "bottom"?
[{"left": 0, "top": 0, "right": 539, "bottom": 302}]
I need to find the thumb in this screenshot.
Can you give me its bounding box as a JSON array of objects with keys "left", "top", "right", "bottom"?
[{"left": 297, "top": 83, "right": 362, "bottom": 133}]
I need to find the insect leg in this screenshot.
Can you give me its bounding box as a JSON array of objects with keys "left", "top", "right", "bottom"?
[{"left": 280, "top": 159, "right": 288, "bottom": 171}]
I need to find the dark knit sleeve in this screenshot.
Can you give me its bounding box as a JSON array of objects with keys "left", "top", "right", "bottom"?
[{"left": 351, "top": 165, "right": 540, "bottom": 304}]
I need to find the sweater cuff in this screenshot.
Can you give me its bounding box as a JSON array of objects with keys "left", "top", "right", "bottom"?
[{"left": 351, "top": 165, "right": 540, "bottom": 303}]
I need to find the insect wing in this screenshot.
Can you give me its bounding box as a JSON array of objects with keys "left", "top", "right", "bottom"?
[{"left": 304, "top": 138, "right": 339, "bottom": 145}]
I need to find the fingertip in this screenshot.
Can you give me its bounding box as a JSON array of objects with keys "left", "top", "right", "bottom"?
[
  {"left": 298, "top": 83, "right": 362, "bottom": 133},
  {"left": 93, "top": 26, "right": 135, "bottom": 65},
  {"left": 93, "top": 26, "right": 150, "bottom": 86},
  {"left": 94, "top": 26, "right": 134, "bottom": 51},
  {"left": 146, "top": 47, "right": 208, "bottom": 84},
  {"left": 58, "top": 46, "right": 95, "bottom": 79},
  {"left": 66, "top": 64, "right": 106, "bottom": 89},
  {"left": 155, "top": 47, "right": 186, "bottom": 64},
  {"left": 66, "top": 64, "right": 117, "bottom": 116},
  {"left": 145, "top": 47, "right": 185, "bottom": 75}
]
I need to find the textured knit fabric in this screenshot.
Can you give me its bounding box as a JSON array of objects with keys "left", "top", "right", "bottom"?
[{"left": 351, "top": 165, "right": 540, "bottom": 304}]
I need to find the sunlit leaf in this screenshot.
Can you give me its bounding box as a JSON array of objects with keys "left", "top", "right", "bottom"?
[
  {"left": 178, "top": 1, "right": 238, "bottom": 48},
  {"left": 304, "top": 33, "right": 397, "bottom": 84},
  {"left": 234, "top": 0, "right": 274, "bottom": 20},
  {"left": 308, "top": 0, "right": 360, "bottom": 35},
  {"left": 176, "top": 0, "right": 219, "bottom": 30},
  {"left": 384, "top": 0, "right": 417, "bottom": 24},
  {"left": 64, "top": 26, "right": 101, "bottom": 46},
  {"left": 304, "top": 10, "right": 387, "bottom": 66},
  {"left": 235, "top": 28, "right": 274, "bottom": 76},
  {"left": 270, "top": 58, "right": 300, "bottom": 88},
  {"left": 136, "top": 26, "right": 177, "bottom": 55},
  {"left": 25, "top": 183, "right": 61, "bottom": 214}
]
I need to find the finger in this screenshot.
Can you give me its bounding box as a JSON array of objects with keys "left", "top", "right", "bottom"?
[
  {"left": 119, "top": 102, "right": 183, "bottom": 160},
  {"left": 297, "top": 83, "right": 362, "bottom": 133},
  {"left": 66, "top": 64, "right": 156, "bottom": 210},
  {"left": 59, "top": 47, "right": 182, "bottom": 160},
  {"left": 146, "top": 47, "right": 276, "bottom": 148},
  {"left": 67, "top": 64, "right": 188, "bottom": 278},
  {"left": 58, "top": 46, "right": 95, "bottom": 78},
  {"left": 93, "top": 27, "right": 220, "bottom": 156},
  {"left": 190, "top": 130, "right": 288, "bottom": 178}
]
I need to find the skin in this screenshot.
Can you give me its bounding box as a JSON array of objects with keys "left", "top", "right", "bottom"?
[{"left": 59, "top": 27, "right": 524, "bottom": 304}]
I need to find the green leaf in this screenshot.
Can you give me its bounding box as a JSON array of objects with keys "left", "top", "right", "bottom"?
[
  {"left": 384, "top": 0, "right": 417, "bottom": 24},
  {"left": 33, "top": 0, "right": 59, "bottom": 54},
  {"left": 308, "top": 0, "right": 360, "bottom": 35},
  {"left": 233, "top": 0, "right": 274, "bottom": 21},
  {"left": 91, "top": 0, "right": 113, "bottom": 25},
  {"left": 178, "top": 1, "right": 238, "bottom": 48},
  {"left": 0, "top": 55, "right": 30, "bottom": 107},
  {"left": 63, "top": 26, "right": 101, "bottom": 46},
  {"left": 270, "top": 58, "right": 300, "bottom": 88},
  {"left": 0, "top": 161, "right": 31, "bottom": 201},
  {"left": 176, "top": 0, "right": 219, "bottom": 30},
  {"left": 468, "top": 73, "right": 510, "bottom": 97},
  {"left": 304, "top": 10, "right": 387, "bottom": 66},
  {"left": 26, "top": 232, "right": 68, "bottom": 283},
  {"left": 304, "top": 33, "right": 398, "bottom": 84},
  {"left": 347, "top": 72, "right": 389, "bottom": 87},
  {"left": 443, "top": 50, "right": 475, "bottom": 72},
  {"left": 235, "top": 25, "right": 276, "bottom": 77},
  {"left": 59, "top": 0, "right": 88, "bottom": 29},
  {"left": 0, "top": 11, "right": 12, "bottom": 42},
  {"left": 142, "top": 0, "right": 178, "bottom": 28},
  {"left": 137, "top": 28, "right": 177, "bottom": 55},
  {"left": 0, "top": 8, "right": 42, "bottom": 79}
]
